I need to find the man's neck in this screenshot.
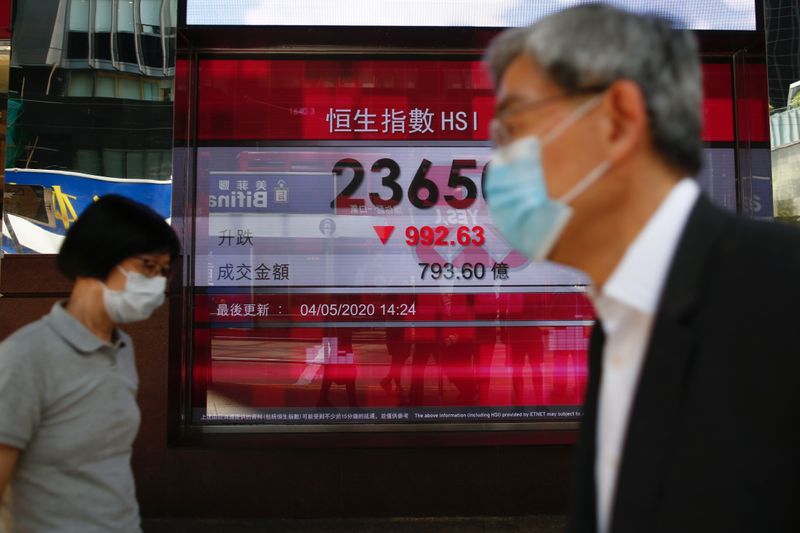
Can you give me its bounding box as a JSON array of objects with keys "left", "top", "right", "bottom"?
[{"left": 550, "top": 163, "right": 683, "bottom": 289}]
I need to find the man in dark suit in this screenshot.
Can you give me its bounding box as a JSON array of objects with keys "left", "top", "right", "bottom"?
[{"left": 484, "top": 5, "right": 800, "bottom": 532}]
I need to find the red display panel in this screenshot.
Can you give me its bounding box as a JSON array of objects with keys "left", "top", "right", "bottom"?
[
  {"left": 193, "top": 318, "right": 593, "bottom": 422},
  {"left": 196, "top": 60, "right": 736, "bottom": 143},
  {"left": 735, "top": 63, "right": 770, "bottom": 143},
  {"left": 0, "top": 0, "right": 10, "bottom": 39},
  {"left": 187, "top": 57, "right": 743, "bottom": 430}
]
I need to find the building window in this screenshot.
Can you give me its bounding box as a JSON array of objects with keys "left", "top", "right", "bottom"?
[
  {"left": 118, "top": 77, "right": 141, "bottom": 99},
  {"left": 88, "top": 72, "right": 165, "bottom": 101},
  {"left": 143, "top": 81, "right": 159, "bottom": 101},
  {"left": 75, "top": 149, "right": 102, "bottom": 175},
  {"left": 68, "top": 72, "right": 94, "bottom": 96},
  {"left": 102, "top": 149, "right": 125, "bottom": 176},
  {"left": 126, "top": 150, "right": 145, "bottom": 177},
  {"left": 95, "top": 0, "right": 113, "bottom": 32},
  {"left": 68, "top": 0, "right": 90, "bottom": 31},
  {"left": 117, "top": 0, "right": 136, "bottom": 32},
  {"left": 95, "top": 76, "right": 115, "bottom": 97},
  {"left": 140, "top": 0, "right": 162, "bottom": 35}
]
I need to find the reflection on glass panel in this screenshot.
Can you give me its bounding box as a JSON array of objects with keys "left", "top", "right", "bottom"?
[
  {"left": 96, "top": 0, "right": 113, "bottom": 32},
  {"left": 102, "top": 149, "right": 125, "bottom": 177},
  {"left": 695, "top": 148, "right": 737, "bottom": 212},
  {"left": 0, "top": 45, "right": 9, "bottom": 217},
  {"left": 771, "top": 102, "right": 800, "bottom": 223},
  {"left": 198, "top": 324, "right": 590, "bottom": 418},
  {"left": 140, "top": 0, "right": 161, "bottom": 33},
  {"left": 144, "top": 150, "right": 165, "bottom": 176},
  {"left": 766, "top": 4, "right": 800, "bottom": 224},
  {"left": 76, "top": 149, "right": 101, "bottom": 175},
  {"left": 69, "top": 0, "right": 90, "bottom": 31},
  {"left": 0, "top": 46, "right": 8, "bottom": 95},
  {"left": 118, "top": 77, "right": 140, "bottom": 99},
  {"left": 165, "top": 0, "right": 176, "bottom": 29},
  {"left": 185, "top": 57, "right": 761, "bottom": 430},
  {"left": 117, "top": 0, "right": 136, "bottom": 32},
  {"left": 143, "top": 81, "right": 158, "bottom": 101},
  {"left": 96, "top": 76, "right": 114, "bottom": 97},
  {"left": 68, "top": 72, "right": 93, "bottom": 97},
  {"left": 3, "top": 0, "right": 176, "bottom": 255},
  {"left": 126, "top": 151, "right": 145, "bottom": 178}
]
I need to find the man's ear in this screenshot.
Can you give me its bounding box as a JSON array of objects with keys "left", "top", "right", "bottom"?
[{"left": 599, "top": 79, "right": 648, "bottom": 164}]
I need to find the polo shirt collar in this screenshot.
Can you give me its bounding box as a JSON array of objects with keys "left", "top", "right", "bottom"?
[{"left": 47, "top": 301, "right": 124, "bottom": 354}]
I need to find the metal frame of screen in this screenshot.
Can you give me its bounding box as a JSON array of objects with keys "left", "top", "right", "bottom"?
[
  {"left": 175, "top": 0, "right": 765, "bottom": 52},
  {"left": 169, "top": 5, "right": 769, "bottom": 445},
  {"left": 170, "top": 51, "right": 595, "bottom": 444},
  {"left": 182, "top": 0, "right": 758, "bottom": 31}
]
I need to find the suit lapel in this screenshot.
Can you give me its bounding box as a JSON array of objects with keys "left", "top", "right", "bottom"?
[
  {"left": 566, "top": 323, "right": 605, "bottom": 533},
  {"left": 610, "top": 196, "right": 731, "bottom": 532}
]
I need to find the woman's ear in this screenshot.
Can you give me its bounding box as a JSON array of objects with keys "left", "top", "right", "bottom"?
[{"left": 101, "top": 266, "right": 127, "bottom": 292}]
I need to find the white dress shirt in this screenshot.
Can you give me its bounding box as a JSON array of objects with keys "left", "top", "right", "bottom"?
[{"left": 591, "top": 178, "right": 700, "bottom": 533}]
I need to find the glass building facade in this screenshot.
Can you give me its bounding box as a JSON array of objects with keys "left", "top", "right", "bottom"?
[{"left": 2, "top": 0, "right": 175, "bottom": 253}]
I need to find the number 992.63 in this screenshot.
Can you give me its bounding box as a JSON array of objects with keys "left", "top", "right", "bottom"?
[{"left": 405, "top": 225, "right": 485, "bottom": 247}]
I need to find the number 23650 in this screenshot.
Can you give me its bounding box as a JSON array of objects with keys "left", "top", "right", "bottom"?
[{"left": 331, "top": 158, "right": 489, "bottom": 210}]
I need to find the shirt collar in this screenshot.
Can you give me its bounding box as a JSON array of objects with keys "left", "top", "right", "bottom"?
[
  {"left": 47, "top": 301, "right": 125, "bottom": 354},
  {"left": 595, "top": 178, "right": 700, "bottom": 317}
]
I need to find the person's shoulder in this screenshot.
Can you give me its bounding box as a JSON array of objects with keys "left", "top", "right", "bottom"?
[
  {"left": 696, "top": 204, "right": 800, "bottom": 289},
  {"left": 731, "top": 211, "right": 800, "bottom": 240},
  {"left": 0, "top": 316, "right": 53, "bottom": 369},
  {"left": 692, "top": 197, "right": 800, "bottom": 252},
  {"left": 725, "top": 214, "right": 800, "bottom": 260}
]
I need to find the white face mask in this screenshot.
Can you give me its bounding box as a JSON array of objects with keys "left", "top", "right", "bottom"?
[{"left": 103, "top": 266, "right": 166, "bottom": 324}]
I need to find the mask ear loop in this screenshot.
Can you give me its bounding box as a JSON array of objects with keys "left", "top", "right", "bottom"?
[
  {"left": 101, "top": 266, "right": 132, "bottom": 294},
  {"left": 541, "top": 94, "right": 603, "bottom": 146},
  {"left": 99, "top": 267, "right": 127, "bottom": 296},
  {"left": 559, "top": 160, "right": 612, "bottom": 205},
  {"left": 538, "top": 94, "right": 610, "bottom": 205}
]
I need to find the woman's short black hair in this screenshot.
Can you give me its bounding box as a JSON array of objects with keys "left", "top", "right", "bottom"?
[{"left": 57, "top": 194, "right": 180, "bottom": 280}]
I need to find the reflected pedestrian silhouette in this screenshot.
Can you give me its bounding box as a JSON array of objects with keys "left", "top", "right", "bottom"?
[
  {"left": 508, "top": 326, "right": 547, "bottom": 406},
  {"left": 316, "top": 329, "right": 358, "bottom": 407}
]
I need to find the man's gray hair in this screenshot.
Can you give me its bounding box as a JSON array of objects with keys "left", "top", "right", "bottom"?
[{"left": 485, "top": 4, "right": 703, "bottom": 175}]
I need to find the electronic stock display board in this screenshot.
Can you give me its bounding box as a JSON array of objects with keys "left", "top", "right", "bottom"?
[{"left": 188, "top": 57, "right": 750, "bottom": 430}]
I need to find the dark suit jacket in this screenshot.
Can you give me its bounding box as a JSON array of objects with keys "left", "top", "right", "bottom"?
[{"left": 567, "top": 196, "right": 800, "bottom": 533}]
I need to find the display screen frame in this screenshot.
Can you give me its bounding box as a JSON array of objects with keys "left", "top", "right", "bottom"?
[
  {"left": 174, "top": 51, "right": 602, "bottom": 442},
  {"left": 170, "top": 27, "right": 769, "bottom": 445},
  {"left": 182, "top": 0, "right": 759, "bottom": 32},
  {"left": 176, "top": 1, "right": 765, "bottom": 55}
]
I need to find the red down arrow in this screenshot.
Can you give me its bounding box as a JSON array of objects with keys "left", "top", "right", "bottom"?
[{"left": 373, "top": 225, "right": 395, "bottom": 245}]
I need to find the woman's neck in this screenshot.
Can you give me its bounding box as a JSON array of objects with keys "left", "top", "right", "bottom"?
[{"left": 65, "top": 278, "right": 115, "bottom": 343}]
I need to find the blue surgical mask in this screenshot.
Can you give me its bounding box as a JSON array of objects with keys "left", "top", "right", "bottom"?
[{"left": 486, "top": 97, "right": 610, "bottom": 261}]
